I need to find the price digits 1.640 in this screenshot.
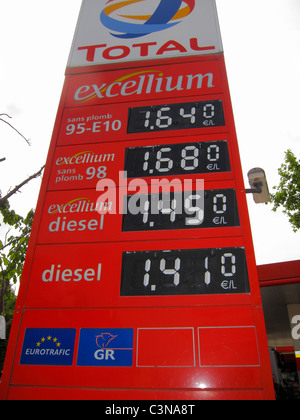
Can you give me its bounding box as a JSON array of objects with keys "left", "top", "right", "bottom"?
[{"left": 127, "top": 100, "right": 225, "bottom": 133}]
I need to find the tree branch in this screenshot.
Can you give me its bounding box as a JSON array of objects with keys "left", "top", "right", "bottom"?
[
  {"left": 0, "top": 114, "right": 31, "bottom": 146},
  {"left": 0, "top": 165, "right": 45, "bottom": 205},
  {"left": 0, "top": 230, "right": 29, "bottom": 253}
]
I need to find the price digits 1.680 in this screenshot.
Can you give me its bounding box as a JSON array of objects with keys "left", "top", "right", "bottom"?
[
  {"left": 143, "top": 144, "right": 220, "bottom": 174},
  {"left": 125, "top": 141, "right": 230, "bottom": 178}
]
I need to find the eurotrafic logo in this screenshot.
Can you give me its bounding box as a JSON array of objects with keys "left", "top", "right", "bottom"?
[
  {"left": 100, "top": 0, "right": 195, "bottom": 39},
  {"left": 20, "top": 328, "right": 76, "bottom": 366}
]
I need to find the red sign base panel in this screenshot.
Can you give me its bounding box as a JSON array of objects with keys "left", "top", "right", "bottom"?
[{"left": 0, "top": 54, "right": 275, "bottom": 400}]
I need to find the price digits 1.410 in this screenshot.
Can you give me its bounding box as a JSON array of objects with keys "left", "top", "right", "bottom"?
[{"left": 121, "top": 248, "right": 249, "bottom": 296}]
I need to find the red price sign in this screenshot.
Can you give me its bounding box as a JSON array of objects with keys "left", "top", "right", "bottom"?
[{"left": 0, "top": 52, "right": 274, "bottom": 400}]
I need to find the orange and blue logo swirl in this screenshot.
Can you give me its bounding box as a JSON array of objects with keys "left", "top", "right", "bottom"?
[{"left": 100, "top": 0, "right": 195, "bottom": 39}]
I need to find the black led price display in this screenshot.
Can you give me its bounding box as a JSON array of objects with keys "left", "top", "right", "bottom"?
[
  {"left": 122, "top": 189, "right": 239, "bottom": 232},
  {"left": 127, "top": 100, "right": 225, "bottom": 134},
  {"left": 124, "top": 140, "right": 230, "bottom": 178},
  {"left": 121, "top": 247, "right": 249, "bottom": 296}
]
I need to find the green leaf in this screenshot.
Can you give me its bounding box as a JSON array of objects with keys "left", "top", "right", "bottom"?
[{"left": 269, "top": 149, "right": 300, "bottom": 231}]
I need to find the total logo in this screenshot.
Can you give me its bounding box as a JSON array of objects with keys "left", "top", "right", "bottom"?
[
  {"left": 100, "top": 0, "right": 195, "bottom": 39},
  {"left": 73, "top": 0, "right": 221, "bottom": 65}
]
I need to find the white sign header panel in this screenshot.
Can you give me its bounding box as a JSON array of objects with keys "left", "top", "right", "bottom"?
[{"left": 68, "top": 0, "right": 223, "bottom": 68}]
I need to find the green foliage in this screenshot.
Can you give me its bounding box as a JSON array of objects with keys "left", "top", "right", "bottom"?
[
  {"left": 0, "top": 200, "right": 34, "bottom": 374},
  {"left": 0, "top": 199, "right": 34, "bottom": 319},
  {"left": 270, "top": 149, "right": 300, "bottom": 232}
]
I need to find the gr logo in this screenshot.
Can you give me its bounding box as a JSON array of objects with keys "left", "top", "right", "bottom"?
[
  {"left": 291, "top": 315, "right": 300, "bottom": 340},
  {"left": 77, "top": 328, "right": 134, "bottom": 366}
]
